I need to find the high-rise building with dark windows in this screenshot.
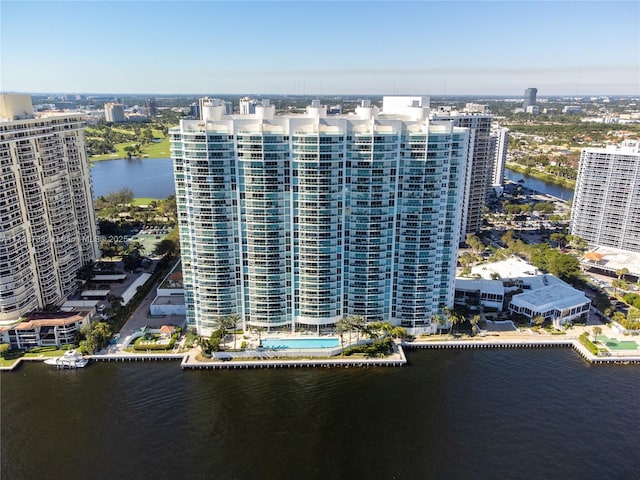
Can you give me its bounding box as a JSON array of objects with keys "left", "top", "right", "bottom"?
[{"left": 523, "top": 87, "right": 538, "bottom": 109}]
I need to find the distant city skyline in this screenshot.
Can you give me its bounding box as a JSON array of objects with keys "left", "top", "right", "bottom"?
[{"left": 1, "top": 1, "right": 638, "bottom": 95}]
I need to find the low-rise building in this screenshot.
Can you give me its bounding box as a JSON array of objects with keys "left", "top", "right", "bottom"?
[
  {"left": 150, "top": 262, "right": 185, "bottom": 316},
  {"left": 454, "top": 278, "right": 504, "bottom": 311},
  {"left": 508, "top": 284, "right": 590, "bottom": 327},
  {"left": 0, "top": 310, "right": 91, "bottom": 350},
  {"left": 470, "top": 256, "right": 591, "bottom": 325}
]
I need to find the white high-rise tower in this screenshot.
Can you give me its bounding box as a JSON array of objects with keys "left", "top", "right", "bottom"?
[
  {"left": 0, "top": 94, "right": 99, "bottom": 323},
  {"left": 571, "top": 141, "right": 640, "bottom": 252},
  {"left": 171, "top": 96, "right": 470, "bottom": 335}
]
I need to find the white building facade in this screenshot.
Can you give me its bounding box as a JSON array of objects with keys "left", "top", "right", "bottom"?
[
  {"left": 0, "top": 94, "right": 98, "bottom": 323},
  {"left": 171, "top": 97, "right": 469, "bottom": 335},
  {"left": 490, "top": 126, "right": 509, "bottom": 188},
  {"left": 104, "top": 103, "right": 125, "bottom": 123},
  {"left": 571, "top": 141, "right": 640, "bottom": 253}
]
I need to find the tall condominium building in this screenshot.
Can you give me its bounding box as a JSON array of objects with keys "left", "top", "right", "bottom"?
[
  {"left": 239, "top": 97, "right": 259, "bottom": 115},
  {"left": 489, "top": 126, "right": 509, "bottom": 187},
  {"left": 523, "top": 88, "right": 537, "bottom": 109},
  {"left": 146, "top": 98, "right": 158, "bottom": 118},
  {"left": 198, "top": 97, "right": 232, "bottom": 119},
  {"left": 104, "top": 102, "right": 125, "bottom": 123},
  {"left": 431, "top": 106, "right": 493, "bottom": 234},
  {"left": 570, "top": 141, "right": 640, "bottom": 252},
  {"left": 0, "top": 94, "right": 99, "bottom": 323},
  {"left": 171, "top": 96, "right": 469, "bottom": 335}
]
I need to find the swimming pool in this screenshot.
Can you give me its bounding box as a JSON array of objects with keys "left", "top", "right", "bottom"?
[{"left": 261, "top": 338, "right": 340, "bottom": 349}]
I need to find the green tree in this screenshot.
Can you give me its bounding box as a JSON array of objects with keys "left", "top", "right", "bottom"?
[
  {"left": 549, "top": 233, "right": 566, "bottom": 249},
  {"left": 217, "top": 315, "right": 238, "bottom": 349},
  {"left": 470, "top": 315, "right": 481, "bottom": 336},
  {"left": 223, "top": 313, "right": 241, "bottom": 349},
  {"left": 616, "top": 268, "right": 629, "bottom": 280},
  {"left": 79, "top": 322, "right": 112, "bottom": 354},
  {"left": 431, "top": 314, "right": 445, "bottom": 335},
  {"left": 335, "top": 318, "right": 350, "bottom": 354},
  {"left": 465, "top": 234, "right": 484, "bottom": 253},
  {"left": 612, "top": 279, "right": 628, "bottom": 295},
  {"left": 592, "top": 326, "right": 602, "bottom": 342}
]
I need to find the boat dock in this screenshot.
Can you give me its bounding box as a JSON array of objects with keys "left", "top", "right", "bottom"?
[
  {"left": 403, "top": 338, "right": 640, "bottom": 365},
  {"left": 3, "top": 338, "right": 639, "bottom": 371},
  {"left": 179, "top": 346, "right": 407, "bottom": 370}
]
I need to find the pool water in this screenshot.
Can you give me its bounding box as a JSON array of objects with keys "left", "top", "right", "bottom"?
[{"left": 262, "top": 338, "right": 340, "bottom": 349}]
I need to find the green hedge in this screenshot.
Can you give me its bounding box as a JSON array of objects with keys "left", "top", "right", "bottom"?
[
  {"left": 343, "top": 337, "right": 393, "bottom": 357},
  {"left": 579, "top": 333, "right": 599, "bottom": 355},
  {"left": 133, "top": 338, "right": 176, "bottom": 351}
]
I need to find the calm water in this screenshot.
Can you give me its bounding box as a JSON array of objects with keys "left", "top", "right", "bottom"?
[
  {"left": 90, "top": 158, "right": 175, "bottom": 198},
  {"left": 2, "top": 349, "right": 639, "bottom": 480},
  {"left": 90, "top": 159, "right": 575, "bottom": 204},
  {"left": 505, "top": 168, "right": 574, "bottom": 200}
]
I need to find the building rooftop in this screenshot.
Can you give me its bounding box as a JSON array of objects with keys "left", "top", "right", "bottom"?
[
  {"left": 81, "top": 289, "right": 110, "bottom": 297},
  {"left": 471, "top": 256, "right": 540, "bottom": 280},
  {"left": 581, "top": 246, "right": 640, "bottom": 277},
  {"left": 152, "top": 295, "right": 185, "bottom": 305},
  {"left": 455, "top": 278, "right": 504, "bottom": 296},
  {"left": 510, "top": 284, "right": 589, "bottom": 313},
  {"left": 121, "top": 273, "right": 152, "bottom": 305},
  {"left": 0, "top": 310, "right": 90, "bottom": 332},
  {"left": 92, "top": 274, "right": 127, "bottom": 282}
]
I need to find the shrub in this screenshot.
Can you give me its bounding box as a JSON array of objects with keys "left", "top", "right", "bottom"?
[
  {"left": 133, "top": 338, "right": 176, "bottom": 351},
  {"left": 241, "top": 341, "right": 247, "bottom": 349},
  {"left": 28, "top": 346, "right": 58, "bottom": 354},
  {"left": 343, "top": 337, "right": 393, "bottom": 357},
  {"left": 0, "top": 343, "right": 10, "bottom": 358},
  {"left": 579, "top": 333, "right": 599, "bottom": 355}
]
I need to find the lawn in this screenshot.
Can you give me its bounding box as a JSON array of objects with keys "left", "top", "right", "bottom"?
[
  {"left": 131, "top": 197, "right": 162, "bottom": 206},
  {"left": 89, "top": 135, "right": 170, "bottom": 162}
]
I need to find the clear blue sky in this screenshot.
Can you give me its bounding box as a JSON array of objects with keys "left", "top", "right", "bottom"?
[{"left": 1, "top": 1, "right": 638, "bottom": 95}]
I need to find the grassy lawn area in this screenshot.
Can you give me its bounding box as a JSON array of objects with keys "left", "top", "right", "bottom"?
[
  {"left": 143, "top": 136, "right": 170, "bottom": 157},
  {"left": 90, "top": 142, "right": 136, "bottom": 161},
  {"left": 131, "top": 197, "right": 162, "bottom": 206},
  {"left": 24, "top": 350, "right": 68, "bottom": 358},
  {"left": 89, "top": 135, "right": 170, "bottom": 162},
  {"left": 0, "top": 357, "right": 20, "bottom": 367},
  {"left": 1, "top": 346, "right": 77, "bottom": 367}
]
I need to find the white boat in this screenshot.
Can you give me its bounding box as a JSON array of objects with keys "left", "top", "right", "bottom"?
[{"left": 43, "top": 350, "right": 89, "bottom": 369}]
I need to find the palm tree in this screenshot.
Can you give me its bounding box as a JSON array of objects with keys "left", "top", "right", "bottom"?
[
  {"left": 431, "top": 314, "right": 444, "bottom": 335},
  {"left": 592, "top": 326, "right": 602, "bottom": 343},
  {"left": 350, "top": 315, "right": 365, "bottom": 343},
  {"left": 254, "top": 326, "right": 265, "bottom": 347},
  {"left": 222, "top": 313, "right": 241, "bottom": 349},
  {"left": 449, "top": 313, "right": 460, "bottom": 335},
  {"left": 616, "top": 268, "right": 629, "bottom": 280},
  {"left": 442, "top": 306, "right": 457, "bottom": 335},
  {"left": 470, "top": 315, "right": 481, "bottom": 336},
  {"left": 217, "top": 314, "right": 237, "bottom": 349},
  {"left": 612, "top": 279, "right": 628, "bottom": 296},
  {"left": 335, "top": 318, "right": 349, "bottom": 355}
]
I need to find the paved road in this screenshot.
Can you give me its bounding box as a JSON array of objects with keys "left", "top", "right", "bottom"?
[{"left": 116, "top": 272, "right": 186, "bottom": 345}]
